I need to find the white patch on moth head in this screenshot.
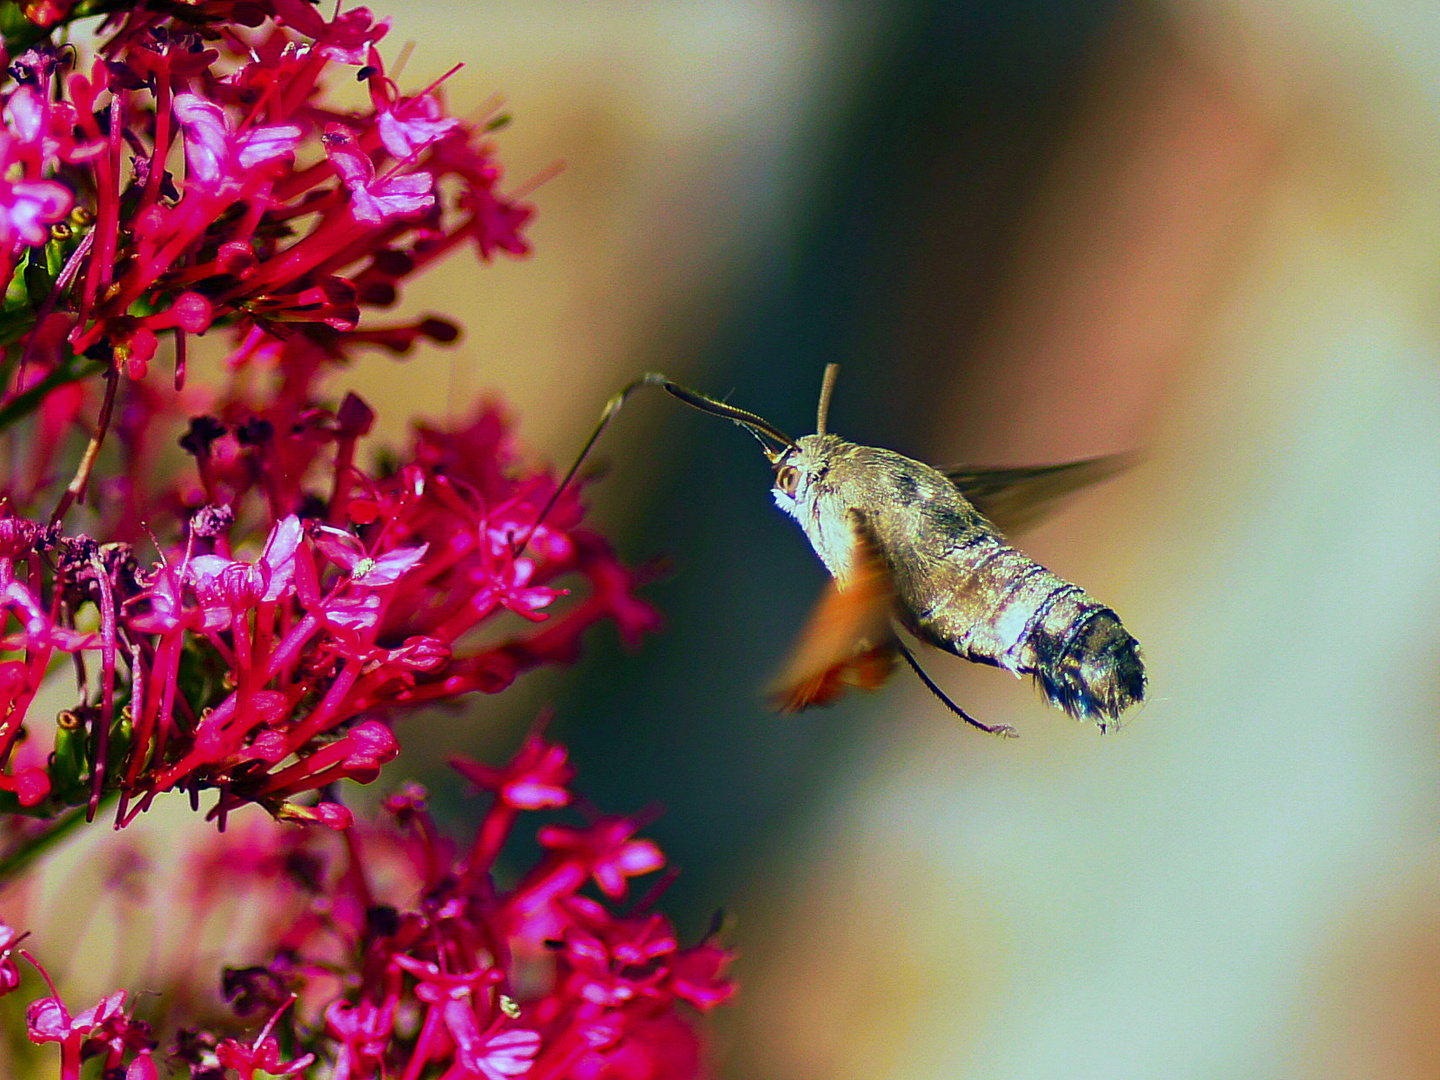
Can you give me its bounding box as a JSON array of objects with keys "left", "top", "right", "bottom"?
[{"left": 772, "top": 487, "right": 798, "bottom": 518}]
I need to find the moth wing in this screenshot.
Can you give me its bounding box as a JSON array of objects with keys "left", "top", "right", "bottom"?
[
  {"left": 768, "top": 521, "right": 898, "bottom": 713},
  {"left": 942, "top": 454, "right": 1132, "bottom": 535}
]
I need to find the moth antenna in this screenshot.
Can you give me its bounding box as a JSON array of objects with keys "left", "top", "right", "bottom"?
[
  {"left": 894, "top": 638, "right": 1018, "bottom": 737},
  {"left": 815, "top": 363, "right": 839, "bottom": 435},
  {"left": 660, "top": 380, "right": 795, "bottom": 461},
  {"left": 511, "top": 372, "right": 669, "bottom": 558}
]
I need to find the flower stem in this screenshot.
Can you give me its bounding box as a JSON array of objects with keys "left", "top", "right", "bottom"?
[{"left": 50, "top": 362, "right": 118, "bottom": 524}]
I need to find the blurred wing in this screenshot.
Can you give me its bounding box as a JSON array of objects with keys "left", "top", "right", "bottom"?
[
  {"left": 768, "top": 521, "right": 898, "bottom": 713},
  {"left": 943, "top": 454, "right": 1132, "bottom": 535}
]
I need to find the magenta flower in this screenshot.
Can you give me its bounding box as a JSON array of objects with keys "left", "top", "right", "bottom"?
[
  {"left": 186, "top": 514, "right": 306, "bottom": 616},
  {"left": 325, "top": 996, "right": 396, "bottom": 1080},
  {"left": 537, "top": 819, "right": 667, "bottom": 900},
  {"left": 5, "top": 743, "right": 733, "bottom": 1079},
  {"left": 212, "top": 1002, "right": 316, "bottom": 1080},
  {"left": 0, "top": 172, "right": 70, "bottom": 247},
  {"left": 323, "top": 122, "right": 437, "bottom": 224},
  {"left": 0, "top": 0, "right": 664, "bottom": 832},
  {"left": 0, "top": 924, "right": 23, "bottom": 993},
  {"left": 0, "top": 2, "right": 535, "bottom": 380},
  {"left": 468, "top": 1028, "right": 545, "bottom": 1080},
  {"left": 27, "top": 989, "right": 156, "bottom": 1079},
  {"left": 454, "top": 734, "right": 575, "bottom": 811},
  {"left": 271, "top": 0, "right": 390, "bottom": 64},
  {"left": 171, "top": 93, "right": 303, "bottom": 191},
  {"left": 0, "top": 3, "right": 735, "bottom": 1077},
  {"left": 378, "top": 92, "right": 460, "bottom": 159}
]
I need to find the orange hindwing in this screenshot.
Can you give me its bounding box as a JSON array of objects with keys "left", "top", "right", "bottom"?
[{"left": 768, "top": 527, "right": 897, "bottom": 712}]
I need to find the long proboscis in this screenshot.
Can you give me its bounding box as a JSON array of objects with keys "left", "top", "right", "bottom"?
[
  {"left": 512, "top": 372, "right": 667, "bottom": 557},
  {"left": 514, "top": 372, "right": 795, "bottom": 558},
  {"left": 658, "top": 380, "right": 795, "bottom": 458}
]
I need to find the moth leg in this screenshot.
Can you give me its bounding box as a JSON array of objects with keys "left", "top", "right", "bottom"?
[{"left": 894, "top": 638, "right": 1018, "bottom": 738}]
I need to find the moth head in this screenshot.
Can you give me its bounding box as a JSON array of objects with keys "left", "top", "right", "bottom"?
[
  {"left": 659, "top": 366, "right": 844, "bottom": 519},
  {"left": 770, "top": 434, "right": 836, "bottom": 517}
]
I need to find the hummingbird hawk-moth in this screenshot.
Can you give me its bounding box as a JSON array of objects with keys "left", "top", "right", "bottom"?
[{"left": 544, "top": 366, "right": 1146, "bottom": 735}]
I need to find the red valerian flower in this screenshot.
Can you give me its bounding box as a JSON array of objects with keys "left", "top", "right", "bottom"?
[
  {"left": 0, "top": 168, "right": 71, "bottom": 247},
  {"left": 323, "top": 122, "right": 437, "bottom": 225},
  {"left": 171, "top": 93, "right": 304, "bottom": 191},
  {"left": 1, "top": 740, "right": 735, "bottom": 1079},
  {"left": 0, "top": 923, "right": 23, "bottom": 993},
  {"left": 0, "top": 390, "right": 659, "bottom": 829},
  {"left": 270, "top": 0, "right": 391, "bottom": 64},
  {"left": 0, "top": 0, "right": 534, "bottom": 391},
  {"left": 469, "top": 1027, "right": 545, "bottom": 1080},
  {"left": 0, "top": 1, "right": 735, "bottom": 1077},
  {"left": 27, "top": 989, "right": 157, "bottom": 1079},
  {"left": 536, "top": 819, "right": 667, "bottom": 901},
  {"left": 191, "top": 752, "right": 734, "bottom": 1079},
  {"left": 212, "top": 1000, "right": 315, "bottom": 1080},
  {"left": 454, "top": 734, "right": 575, "bottom": 812},
  {"left": 0, "top": 1, "right": 663, "bottom": 829}
]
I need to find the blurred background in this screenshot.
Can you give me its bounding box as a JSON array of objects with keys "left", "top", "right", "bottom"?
[{"left": 31, "top": 0, "right": 1440, "bottom": 1077}]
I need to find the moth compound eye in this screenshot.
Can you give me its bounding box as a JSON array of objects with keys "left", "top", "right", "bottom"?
[{"left": 776, "top": 465, "right": 800, "bottom": 496}]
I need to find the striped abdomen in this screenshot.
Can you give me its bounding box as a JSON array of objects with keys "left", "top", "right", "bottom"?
[{"left": 902, "top": 539, "right": 1145, "bottom": 725}]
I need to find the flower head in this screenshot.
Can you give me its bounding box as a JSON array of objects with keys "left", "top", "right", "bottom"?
[
  {"left": 9, "top": 750, "right": 733, "bottom": 1079},
  {"left": 0, "top": 4, "right": 732, "bottom": 1077},
  {"left": 0, "top": 3, "right": 656, "bottom": 831}
]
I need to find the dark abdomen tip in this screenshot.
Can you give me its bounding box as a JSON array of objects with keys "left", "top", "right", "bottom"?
[{"left": 1029, "top": 607, "right": 1145, "bottom": 726}]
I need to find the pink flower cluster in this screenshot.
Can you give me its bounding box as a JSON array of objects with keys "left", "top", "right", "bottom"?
[
  {"left": 3, "top": 738, "right": 735, "bottom": 1079},
  {"left": 0, "top": 1, "right": 661, "bottom": 827},
  {"left": 2, "top": 0, "right": 527, "bottom": 387},
  {"left": 0, "top": 3, "right": 731, "bottom": 1076},
  {"left": 0, "top": 391, "right": 661, "bottom": 825}
]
